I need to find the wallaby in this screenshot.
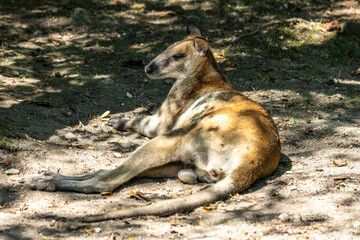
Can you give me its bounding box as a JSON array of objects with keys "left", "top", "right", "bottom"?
[{"left": 26, "top": 23, "right": 281, "bottom": 222}]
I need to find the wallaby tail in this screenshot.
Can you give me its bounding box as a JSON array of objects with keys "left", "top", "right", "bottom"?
[{"left": 81, "top": 177, "right": 239, "bottom": 222}]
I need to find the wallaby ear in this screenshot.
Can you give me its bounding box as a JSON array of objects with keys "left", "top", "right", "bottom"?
[
  {"left": 187, "top": 21, "right": 201, "bottom": 37},
  {"left": 194, "top": 38, "right": 208, "bottom": 55}
]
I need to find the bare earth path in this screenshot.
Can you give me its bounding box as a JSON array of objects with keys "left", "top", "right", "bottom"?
[{"left": 0, "top": 1, "right": 359, "bottom": 239}]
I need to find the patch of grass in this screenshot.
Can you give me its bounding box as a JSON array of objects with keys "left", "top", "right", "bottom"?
[
  {"left": 0, "top": 137, "right": 16, "bottom": 153},
  {"left": 0, "top": 123, "right": 13, "bottom": 134}
]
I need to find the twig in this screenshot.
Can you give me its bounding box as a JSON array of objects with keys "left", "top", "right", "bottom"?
[{"left": 227, "top": 17, "right": 311, "bottom": 49}]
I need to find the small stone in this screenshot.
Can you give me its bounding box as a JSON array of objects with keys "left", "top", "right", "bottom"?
[
  {"left": 333, "top": 158, "right": 347, "bottom": 167},
  {"left": 94, "top": 227, "right": 101, "bottom": 233},
  {"left": 278, "top": 213, "right": 290, "bottom": 222},
  {"left": 101, "top": 77, "right": 114, "bottom": 85},
  {"left": 114, "top": 152, "right": 123, "bottom": 158},
  {"left": 292, "top": 214, "right": 302, "bottom": 224},
  {"left": 244, "top": 212, "right": 257, "bottom": 221},
  {"left": 69, "top": 224, "right": 78, "bottom": 230},
  {"left": 11, "top": 70, "right": 20, "bottom": 76},
  {"left": 54, "top": 72, "right": 62, "bottom": 78},
  {"left": 126, "top": 92, "right": 133, "bottom": 98},
  {"left": 5, "top": 168, "right": 20, "bottom": 175},
  {"left": 33, "top": 30, "right": 43, "bottom": 36},
  {"left": 342, "top": 127, "right": 360, "bottom": 137},
  {"left": 64, "top": 132, "right": 77, "bottom": 141},
  {"left": 49, "top": 135, "right": 63, "bottom": 143}
]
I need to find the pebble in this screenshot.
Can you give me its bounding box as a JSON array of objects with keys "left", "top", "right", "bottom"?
[
  {"left": 11, "top": 70, "right": 20, "bottom": 76},
  {"left": 54, "top": 72, "right": 62, "bottom": 78},
  {"left": 342, "top": 127, "right": 360, "bottom": 137},
  {"left": 33, "top": 30, "right": 43, "bottom": 36},
  {"left": 126, "top": 92, "right": 133, "bottom": 98},
  {"left": 114, "top": 152, "right": 123, "bottom": 158},
  {"left": 292, "top": 214, "right": 302, "bottom": 224},
  {"left": 64, "top": 132, "right": 77, "bottom": 141},
  {"left": 278, "top": 213, "right": 290, "bottom": 222},
  {"left": 94, "top": 227, "right": 101, "bottom": 233},
  {"left": 48, "top": 135, "right": 63, "bottom": 143},
  {"left": 101, "top": 77, "right": 114, "bottom": 84},
  {"left": 5, "top": 168, "right": 20, "bottom": 175}
]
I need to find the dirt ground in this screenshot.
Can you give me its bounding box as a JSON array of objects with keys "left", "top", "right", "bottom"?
[{"left": 1, "top": 0, "right": 360, "bottom": 239}]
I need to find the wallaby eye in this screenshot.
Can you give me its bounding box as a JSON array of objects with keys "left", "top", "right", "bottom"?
[{"left": 172, "top": 54, "right": 185, "bottom": 60}]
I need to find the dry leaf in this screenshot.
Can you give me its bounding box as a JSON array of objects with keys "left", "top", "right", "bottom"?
[
  {"left": 202, "top": 205, "right": 217, "bottom": 212},
  {"left": 221, "top": 49, "right": 226, "bottom": 57},
  {"left": 69, "top": 224, "right": 78, "bottom": 230},
  {"left": 321, "top": 20, "right": 341, "bottom": 31},
  {"left": 4, "top": 159, "right": 11, "bottom": 165},
  {"left": 272, "top": 104, "right": 287, "bottom": 108},
  {"left": 147, "top": 10, "right": 176, "bottom": 18},
  {"left": 213, "top": 52, "right": 224, "bottom": 59},
  {"left": 125, "top": 191, "right": 151, "bottom": 202},
  {"left": 199, "top": 220, "right": 205, "bottom": 226},
  {"left": 128, "top": 237, "right": 135, "bottom": 240},
  {"left": 351, "top": 68, "right": 360, "bottom": 75},
  {"left": 224, "top": 67, "right": 234, "bottom": 71},
  {"left": 283, "top": 117, "right": 290, "bottom": 122},
  {"left": 100, "top": 110, "right": 110, "bottom": 119},
  {"left": 87, "top": 146, "right": 95, "bottom": 150},
  {"left": 20, "top": 203, "right": 26, "bottom": 211},
  {"left": 226, "top": 60, "right": 236, "bottom": 67},
  {"left": 305, "top": 128, "right": 312, "bottom": 135},
  {"left": 52, "top": 40, "right": 60, "bottom": 45},
  {"left": 84, "top": 227, "right": 95, "bottom": 234},
  {"left": 333, "top": 176, "right": 350, "bottom": 180},
  {"left": 333, "top": 158, "right": 347, "bottom": 167},
  {"left": 100, "top": 191, "right": 113, "bottom": 196}
]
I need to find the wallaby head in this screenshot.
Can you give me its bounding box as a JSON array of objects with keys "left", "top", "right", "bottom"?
[{"left": 145, "top": 23, "right": 211, "bottom": 80}]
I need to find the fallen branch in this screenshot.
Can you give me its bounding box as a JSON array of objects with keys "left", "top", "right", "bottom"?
[{"left": 227, "top": 17, "right": 311, "bottom": 49}]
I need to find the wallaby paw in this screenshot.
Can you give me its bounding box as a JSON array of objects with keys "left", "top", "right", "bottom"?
[
  {"left": 23, "top": 172, "right": 57, "bottom": 191},
  {"left": 108, "top": 116, "right": 129, "bottom": 130},
  {"left": 35, "top": 181, "right": 56, "bottom": 192},
  {"left": 23, "top": 172, "right": 55, "bottom": 182}
]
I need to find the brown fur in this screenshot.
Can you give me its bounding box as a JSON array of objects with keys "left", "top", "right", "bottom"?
[{"left": 26, "top": 23, "right": 280, "bottom": 222}]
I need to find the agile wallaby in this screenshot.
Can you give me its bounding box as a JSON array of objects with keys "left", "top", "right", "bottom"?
[{"left": 27, "top": 23, "right": 280, "bottom": 222}]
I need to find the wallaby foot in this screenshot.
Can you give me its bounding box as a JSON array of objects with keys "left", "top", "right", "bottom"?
[
  {"left": 108, "top": 116, "right": 130, "bottom": 130},
  {"left": 24, "top": 170, "right": 113, "bottom": 193}
]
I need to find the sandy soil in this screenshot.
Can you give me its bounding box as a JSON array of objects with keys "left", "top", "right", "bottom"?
[{"left": 0, "top": 0, "right": 359, "bottom": 239}]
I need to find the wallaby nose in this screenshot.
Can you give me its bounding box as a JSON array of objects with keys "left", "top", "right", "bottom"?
[{"left": 145, "top": 64, "right": 154, "bottom": 75}]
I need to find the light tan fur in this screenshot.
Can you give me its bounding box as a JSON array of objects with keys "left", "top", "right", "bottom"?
[{"left": 27, "top": 23, "right": 280, "bottom": 222}]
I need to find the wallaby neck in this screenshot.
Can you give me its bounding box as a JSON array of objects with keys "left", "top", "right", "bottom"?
[{"left": 169, "top": 57, "right": 231, "bottom": 101}]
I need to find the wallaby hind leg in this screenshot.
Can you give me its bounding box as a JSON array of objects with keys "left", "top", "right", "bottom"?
[
  {"left": 138, "top": 162, "right": 185, "bottom": 178},
  {"left": 26, "top": 133, "right": 183, "bottom": 193}
]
